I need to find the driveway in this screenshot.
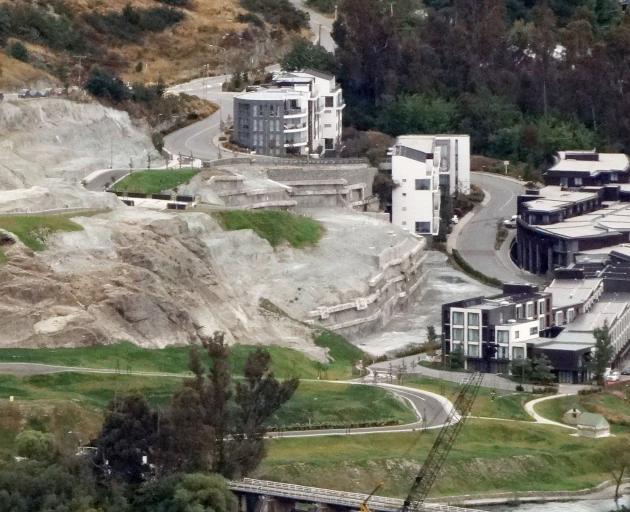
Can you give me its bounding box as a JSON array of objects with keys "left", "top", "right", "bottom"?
[{"left": 454, "top": 173, "right": 545, "bottom": 285}]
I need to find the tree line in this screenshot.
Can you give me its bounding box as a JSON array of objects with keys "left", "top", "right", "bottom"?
[
  {"left": 0, "top": 332, "right": 298, "bottom": 512},
  {"left": 285, "top": 0, "right": 630, "bottom": 169}
]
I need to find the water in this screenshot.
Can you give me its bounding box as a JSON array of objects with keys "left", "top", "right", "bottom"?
[
  {"left": 485, "top": 496, "right": 630, "bottom": 511},
  {"left": 355, "top": 251, "right": 497, "bottom": 356}
]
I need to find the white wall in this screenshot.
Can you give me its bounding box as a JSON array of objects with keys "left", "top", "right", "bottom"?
[{"left": 391, "top": 153, "right": 439, "bottom": 235}]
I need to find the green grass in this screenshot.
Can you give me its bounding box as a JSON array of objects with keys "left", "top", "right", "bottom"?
[
  {"left": 0, "top": 339, "right": 361, "bottom": 380},
  {"left": 535, "top": 391, "right": 630, "bottom": 428},
  {"left": 0, "top": 214, "right": 84, "bottom": 251},
  {"left": 258, "top": 420, "right": 623, "bottom": 497},
  {"left": 313, "top": 330, "right": 364, "bottom": 380},
  {"left": 111, "top": 169, "right": 198, "bottom": 195},
  {"left": 403, "top": 376, "right": 533, "bottom": 421},
  {"left": 268, "top": 382, "right": 415, "bottom": 429},
  {"left": 212, "top": 210, "right": 323, "bottom": 248}
]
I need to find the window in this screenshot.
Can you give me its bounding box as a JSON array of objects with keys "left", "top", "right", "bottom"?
[
  {"left": 574, "top": 177, "right": 583, "bottom": 186},
  {"left": 452, "top": 312, "right": 464, "bottom": 325},
  {"left": 402, "top": 193, "right": 407, "bottom": 197},
  {"left": 515, "top": 330, "right": 520, "bottom": 339},
  {"left": 415, "top": 221, "right": 431, "bottom": 233},
  {"left": 467, "top": 344, "right": 479, "bottom": 357},
  {"left": 402, "top": 179, "right": 407, "bottom": 183},
  {"left": 496, "top": 330, "right": 509, "bottom": 343},
  {"left": 402, "top": 221, "right": 407, "bottom": 226},
  {"left": 530, "top": 326, "right": 538, "bottom": 335},
  {"left": 324, "top": 123, "right": 332, "bottom": 128},
  {"left": 452, "top": 327, "right": 464, "bottom": 341},
  {"left": 325, "top": 96, "right": 334, "bottom": 108},
  {"left": 415, "top": 179, "right": 431, "bottom": 190},
  {"left": 526, "top": 302, "right": 534, "bottom": 318},
  {"left": 499, "top": 312, "right": 504, "bottom": 324},
  {"left": 516, "top": 305, "right": 522, "bottom": 319},
  {"left": 497, "top": 346, "right": 509, "bottom": 359},
  {"left": 451, "top": 342, "right": 462, "bottom": 352},
  {"left": 467, "top": 328, "right": 479, "bottom": 342},
  {"left": 512, "top": 347, "right": 525, "bottom": 360},
  {"left": 611, "top": 173, "right": 618, "bottom": 182},
  {"left": 555, "top": 311, "right": 565, "bottom": 325},
  {"left": 567, "top": 308, "right": 576, "bottom": 322},
  {"left": 539, "top": 317, "right": 546, "bottom": 331},
  {"left": 402, "top": 207, "right": 407, "bottom": 211},
  {"left": 467, "top": 312, "right": 480, "bottom": 326},
  {"left": 538, "top": 300, "right": 546, "bottom": 314}
]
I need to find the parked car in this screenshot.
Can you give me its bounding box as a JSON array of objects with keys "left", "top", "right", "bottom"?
[
  {"left": 607, "top": 370, "right": 621, "bottom": 382},
  {"left": 503, "top": 215, "right": 518, "bottom": 228},
  {"left": 621, "top": 367, "right": 630, "bottom": 375}
]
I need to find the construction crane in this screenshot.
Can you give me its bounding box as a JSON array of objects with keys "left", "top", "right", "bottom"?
[
  {"left": 359, "top": 481, "right": 384, "bottom": 512},
  {"left": 401, "top": 372, "right": 484, "bottom": 512}
]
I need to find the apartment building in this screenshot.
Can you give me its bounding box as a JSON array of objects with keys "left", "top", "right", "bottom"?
[
  {"left": 232, "top": 69, "right": 344, "bottom": 157},
  {"left": 442, "top": 284, "right": 551, "bottom": 374},
  {"left": 391, "top": 135, "right": 470, "bottom": 236},
  {"left": 545, "top": 150, "right": 630, "bottom": 188}
]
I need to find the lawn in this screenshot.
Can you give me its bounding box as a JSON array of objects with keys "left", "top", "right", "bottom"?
[
  {"left": 0, "top": 213, "right": 84, "bottom": 251},
  {"left": 268, "top": 382, "right": 415, "bottom": 429},
  {"left": 535, "top": 390, "right": 630, "bottom": 429},
  {"left": 0, "top": 339, "right": 361, "bottom": 380},
  {"left": 212, "top": 210, "right": 323, "bottom": 248},
  {"left": 111, "top": 169, "right": 198, "bottom": 195},
  {"left": 258, "top": 420, "right": 623, "bottom": 497},
  {"left": 402, "top": 376, "right": 533, "bottom": 421}
]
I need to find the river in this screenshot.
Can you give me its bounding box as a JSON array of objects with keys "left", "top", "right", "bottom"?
[{"left": 484, "top": 495, "right": 630, "bottom": 511}]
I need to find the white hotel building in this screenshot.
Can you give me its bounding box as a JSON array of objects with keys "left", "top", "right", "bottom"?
[{"left": 391, "top": 135, "right": 470, "bottom": 236}]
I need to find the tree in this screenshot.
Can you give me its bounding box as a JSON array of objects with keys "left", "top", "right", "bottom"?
[
  {"left": 93, "top": 393, "right": 158, "bottom": 484},
  {"left": 85, "top": 67, "right": 129, "bottom": 102},
  {"left": 376, "top": 94, "right": 457, "bottom": 137},
  {"left": 15, "top": 430, "right": 56, "bottom": 461},
  {"left": 601, "top": 438, "right": 630, "bottom": 500},
  {"left": 530, "top": 354, "right": 555, "bottom": 385},
  {"left": 426, "top": 325, "right": 438, "bottom": 345},
  {"left": 229, "top": 347, "right": 299, "bottom": 477},
  {"left": 510, "top": 357, "right": 532, "bottom": 384},
  {"left": 7, "top": 41, "right": 28, "bottom": 62},
  {"left": 281, "top": 38, "right": 336, "bottom": 74},
  {"left": 590, "top": 322, "right": 614, "bottom": 385},
  {"left": 450, "top": 346, "right": 465, "bottom": 370}
]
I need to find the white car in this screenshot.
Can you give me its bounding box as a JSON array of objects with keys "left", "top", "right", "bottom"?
[
  {"left": 607, "top": 371, "right": 621, "bottom": 382},
  {"left": 503, "top": 215, "right": 518, "bottom": 228}
]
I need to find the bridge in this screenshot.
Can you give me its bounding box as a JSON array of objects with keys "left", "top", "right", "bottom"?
[{"left": 228, "top": 478, "right": 486, "bottom": 512}]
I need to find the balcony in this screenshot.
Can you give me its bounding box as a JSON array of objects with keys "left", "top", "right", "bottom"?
[
  {"left": 283, "top": 122, "right": 308, "bottom": 133},
  {"left": 284, "top": 140, "right": 308, "bottom": 148},
  {"left": 284, "top": 108, "right": 308, "bottom": 119}
]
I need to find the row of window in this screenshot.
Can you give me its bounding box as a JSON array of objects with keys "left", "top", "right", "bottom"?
[
  {"left": 452, "top": 343, "right": 525, "bottom": 360},
  {"left": 452, "top": 311, "right": 479, "bottom": 326}
]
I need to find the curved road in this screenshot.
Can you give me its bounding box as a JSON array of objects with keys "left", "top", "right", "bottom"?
[
  {"left": 456, "top": 173, "right": 544, "bottom": 285},
  {"left": 164, "top": 1, "right": 335, "bottom": 160},
  {"left": 0, "top": 362, "right": 452, "bottom": 435}
]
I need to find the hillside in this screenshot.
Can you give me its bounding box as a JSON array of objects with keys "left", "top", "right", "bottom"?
[{"left": 0, "top": 0, "right": 304, "bottom": 90}]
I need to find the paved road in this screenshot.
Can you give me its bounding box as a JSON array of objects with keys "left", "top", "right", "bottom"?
[
  {"left": 164, "top": 1, "right": 334, "bottom": 161},
  {"left": 0, "top": 362, "right": 453, "bottom": 435},
  {"left": 456, "top": 173, "right": 544, "bottom": 285}
]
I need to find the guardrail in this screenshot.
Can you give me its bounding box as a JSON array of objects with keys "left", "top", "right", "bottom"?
[
  {"left": 228, "top": 478, "right": 486, "bottom": 512},
  {"left": 205, "top": 157, "right": 370, "bottom": 167}
]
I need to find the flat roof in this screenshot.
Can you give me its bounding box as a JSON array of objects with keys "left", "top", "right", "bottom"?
[
  {"left": 522, "top": 187, "right": 598, "bottom": 213},
  {"left": 564, "top": 292, "right": 630, "bottom": 331},
  {"left": 236, "top": 88, "right": 306, "bottom": 101},
  {"left": 545, "top": 278, "right": 602, "bottom": 309},
  {"left": 549, "top": 152, "right": 629, "bottom": 175}
]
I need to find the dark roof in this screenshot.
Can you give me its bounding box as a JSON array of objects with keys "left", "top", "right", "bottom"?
[{"left": 302, "top": 68, "right": 335, "bottom": 80}]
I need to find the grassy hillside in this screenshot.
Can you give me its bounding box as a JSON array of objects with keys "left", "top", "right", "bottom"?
[
  {"left": 112, "top": 168, "right": 197, "bottom": 194},
  {"left": 0, "top": 338, "right": 360, "bottom": 380},
  {"left": 213, "top": 210, "right": 323, "bottom": 248},
  {"left": 0, "top": 214, "right": 84, "bottom": 251},
  {"left": 0, "top": 0, "right": 303, "bottom": 89},
  {"left": 258, "top": 420, "right": 623, "bottom": 497}
]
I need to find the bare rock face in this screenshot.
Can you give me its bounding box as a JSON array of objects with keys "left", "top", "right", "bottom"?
[{"left": 0, "top": 209, "right": 319, "bottom": 358}]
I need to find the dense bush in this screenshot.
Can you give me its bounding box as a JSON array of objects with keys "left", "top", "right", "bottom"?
[
  {"left": 236, "top": 12, "right": 265, "bottom": 28},
  {"left": 85, "top": 4, "right": 185, "bottom": 42},
  {"left": 85, "top": 67, "right": 130, "bottom": 102},
  {"left": 7, "top": 41, "right": 28, "bottom": 62},
  {"left": 305, "top": 0, "right": 336, "bottom": 14},
  {"left": 154, "top": 0, "right": 192, "bottom": 7},
  {"left": 240, "top": 0, "right": 309, "bottom": 31},
  {"left": 0, "top": 2, "right": 87, "bottom": 52},
  {"left": 281, "top": 38, "right": 336, "bottom": 74}
]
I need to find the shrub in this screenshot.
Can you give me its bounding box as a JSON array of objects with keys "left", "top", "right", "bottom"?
[
  {"left": 155, "top": 0, "right": 192, "bottom": 6},
  {"left": 85, "top": 67, "right": 129, "bottom": 102},
  {"left": 7, "top": 40, "right": 28, "bottom": 62},
  {"left": 515, "top": 384, "right": 524, "bottom": 392},
  {"left": 240, "top": 0, "right": 309, "bottom": 31},
  {"left": 305, "top": 0, "right": 336, "bottom": 14},
  {"left": 236, "top": 12, "right": 265, "bottom": 28}
]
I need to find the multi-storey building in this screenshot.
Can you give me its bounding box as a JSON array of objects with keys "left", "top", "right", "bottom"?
[
  {"left": 390, "top": 135, "right": 470, "bottom": 236},
  {"left": 232, "top": 69, "right": 344, "bottom": 157},
  {"left": 545, "top": 150, "right": 630, "bottom": 188},
  {"left": 442, "top": 284, "right": 551, "bottom": 374}
]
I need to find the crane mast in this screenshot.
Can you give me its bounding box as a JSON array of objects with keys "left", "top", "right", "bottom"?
[{"left": 401, "top": 371, "right": 484, "bottom": 512}]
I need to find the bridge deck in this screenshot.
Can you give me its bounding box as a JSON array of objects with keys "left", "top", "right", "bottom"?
[{"left": 229, "top": 478, "right": 486, "bottom": 512}]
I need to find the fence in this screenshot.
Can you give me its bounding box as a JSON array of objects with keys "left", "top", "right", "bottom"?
[{"left": 204, "top": 156, "right": 369, "bottom": 167}]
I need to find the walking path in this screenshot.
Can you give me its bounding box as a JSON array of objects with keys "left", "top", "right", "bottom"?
[{"left": 524, "top": 393, "right": 577, "bottom": 430}]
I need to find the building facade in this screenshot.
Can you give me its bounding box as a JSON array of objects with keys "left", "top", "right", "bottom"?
[
  {"left": 391, "top": 135, "right": 470, "bottom": 236},
  {"left": 545, "top": 150, "right": 630, "bottom": 188},
  {"left": 232, "top": 69, "right": 344, "bottom": 157}
]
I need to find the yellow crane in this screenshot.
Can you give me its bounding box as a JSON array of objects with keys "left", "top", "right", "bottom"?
[{"left": 359, "top": 481, "right": 384, "bottom": 512}]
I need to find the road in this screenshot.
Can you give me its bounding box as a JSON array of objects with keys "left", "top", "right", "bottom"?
[
  {"left": 455, "top": 173, "right": 544, "bottom": 285},
  {"left": 0, "top": 362, "right": 452, "bottom": 435},
  {"left": 164, "top": 1, "right": 335, "bottom": 160}
]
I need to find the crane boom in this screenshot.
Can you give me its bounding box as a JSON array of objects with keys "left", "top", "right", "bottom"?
[{"left": 401, "top": 372, "right": 484, "bottom": 512}]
